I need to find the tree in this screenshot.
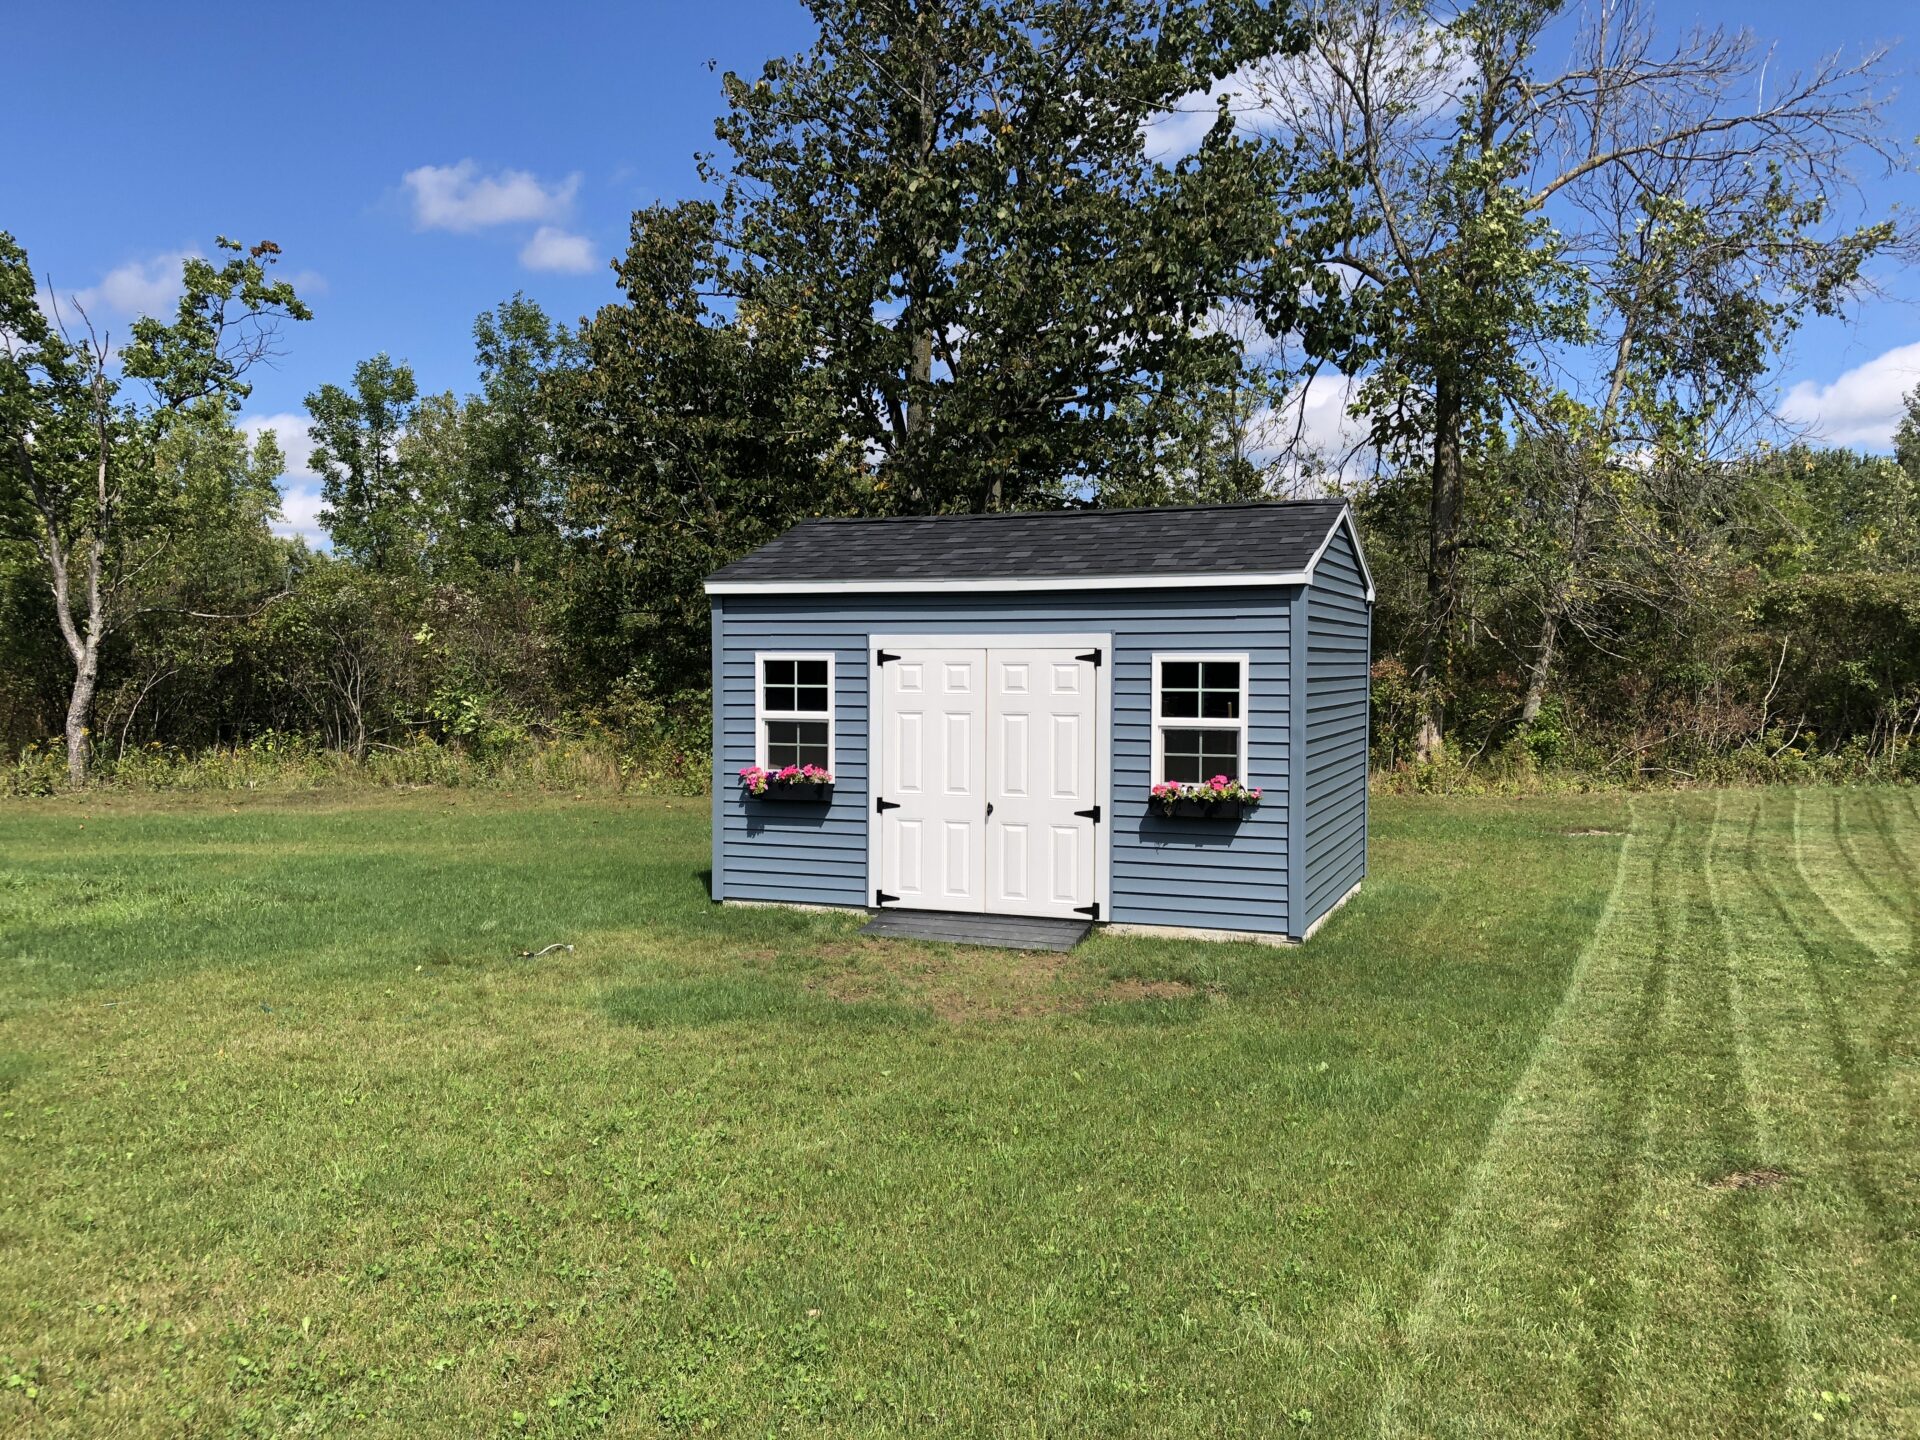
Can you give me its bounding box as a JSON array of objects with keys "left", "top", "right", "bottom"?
[
  {"left": 461, "top": 296, "right": 575, "bottom": 578},
  {"left": 709, "top": 0, "right": 1314, "bottom": 513},
  {"left": 0, "top": 232, "right": 309, "bottom": 784},
  {"left": 307, "top": 354, "right": 420, "bottom": 572},
  {"left": 1247, "top": 0, "right": 1909, "bottom": 757},
  {"left": 546, "top": 200, "right": 860, "bottom": 698},
  {"left": 96, "top": 405, "right": 292, "bottom": 760}
]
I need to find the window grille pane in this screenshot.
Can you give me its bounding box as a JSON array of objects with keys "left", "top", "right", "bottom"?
[
  {"left": 765, "top": 720, "right": 830, "bottom": 771},
  {"left": 1160, "top": 727, "right": 1240, "bottom": 784},
  {"left": 1160, "top": 659, "right": 1240, "bottom": 719},
  {"left": 762, "top": 658, "right": 794, "bottom": 712},
  {"left": 1200, "top": 661, "right": 1241, "bottom": 718},
  {"left": 1160, "top": 661, "right": 1199, "bottom": 718},
  {"left": 764, "top": 658, "right": 829, "bottom": 714}
]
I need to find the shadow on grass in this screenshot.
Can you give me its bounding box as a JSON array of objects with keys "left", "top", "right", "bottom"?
[{"left": 601, "top": 972, "right": 926, "bottom": 1030}]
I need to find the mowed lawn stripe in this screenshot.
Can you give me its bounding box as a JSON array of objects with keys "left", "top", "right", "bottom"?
[
  {"left": 1377, "top": 803, "right": 1661, "bottom": 1435},
  {"left": 1741, "top": 792, "right": 1920, "bottom": 1427},
  {"left": 1607, "top": 796, "right": 1793, "bottom": 1438},
  {"left": 1377, "top": 792, "right": 1916, "bottom": 1438},
  {"left": 1791, "top": 790, "right": 1908, "bottom": 964},
  {"left": 1753, "top": 794, "right": 1918, "bottom": 1252},
  {"left": 1711, "top": 793, "right": 1920, "bottom": 1431}
]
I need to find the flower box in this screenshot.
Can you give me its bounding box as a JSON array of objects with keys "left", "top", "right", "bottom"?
[
  {"left": 1169, "top": 797, "right": 1245, "bottom": 820},
  {"left": 752, "top": 782, "right": 834, "bottom": 803},
  {"left": 740, "top": 763, "right": 834, "bottom": 802},
  {"left": 1152, "top": 776, "right": 1261, "bottom": 819}
]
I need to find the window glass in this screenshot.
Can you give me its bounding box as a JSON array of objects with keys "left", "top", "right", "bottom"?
[
  {"left": 1161, "top": 727, "right": 1241, "bottom": 784},
  {"left": 765, "top": 719, "right": 830, "bottom": 770},
  {"left": 1200, "top": 661, "right": 1241, "bottom": 718},
  {"left": 1159, "top": 659, "right": 1239, "bottom": 720},
  {"left": 764, "top": 657, "right": 830, "bottom": 714}
]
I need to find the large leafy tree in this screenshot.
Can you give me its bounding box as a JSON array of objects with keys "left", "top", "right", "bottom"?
[
  {"left": 96, "top": 404, "right": 293, "bottom": 760},
  {"left": 435, "top": 296, "right": 577, "bottom": 580},
  {"left": 546, "top": 200, "right": 860, "bottom": 698},
  {"left": 0, "top": 232, "right": 309, "bottom": 784},
  {"left": 1248, "top": 0, "right": 1909, "bottom": 757},
  {"left": 307, "top": 353, "right": 421, "bottom": 573},
  {"left": 709, "top": 0, "right": 1314, "bottom": 513}
]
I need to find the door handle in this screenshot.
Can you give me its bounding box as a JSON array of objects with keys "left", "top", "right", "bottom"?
[{"left": 986, "top": 802, "right": 994, "bottom": 818}]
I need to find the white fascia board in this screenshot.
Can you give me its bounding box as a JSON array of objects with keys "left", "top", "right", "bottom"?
[
  {"left": 1301, "top": 504, "right": 1377, "bottom": 603},
  {"left": 705, "top": 570, "right": 1312, "bottom": 596}
]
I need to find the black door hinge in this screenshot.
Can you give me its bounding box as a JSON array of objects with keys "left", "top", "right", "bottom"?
[
  {"left": 875, "top": 796, "right": 900, "bottom": 813},
  {"left": 1074, "top": 804, "right": 1101, "bottom": 823},
  {"left": 876, "top": 650, "right": 899, "bottom": 665},
  {"left": 1076, "top": 649, "right": 1102, "bottom": 667},
  {"left": 875, "top": 889, "right": 899, "bottom": 906},
  {"left": 1073, "top": 901, "right": 1101, "bottom": 920}
]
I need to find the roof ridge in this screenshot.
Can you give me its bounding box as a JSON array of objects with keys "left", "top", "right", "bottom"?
[{"left": 797, "top": 498, "right": 1346, "bottom": 526}]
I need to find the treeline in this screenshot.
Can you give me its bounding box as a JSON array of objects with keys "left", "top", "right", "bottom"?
[{"left": 4, "top": 0, "right": 1919, "bottom": 793}]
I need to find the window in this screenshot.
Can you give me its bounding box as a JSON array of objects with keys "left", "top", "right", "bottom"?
[
  {"left": 758, "top": 655, "right": 833, "bottom": 770},
  {"left": 1152, "top": 654, "right": 1248, "bottom": 784}
]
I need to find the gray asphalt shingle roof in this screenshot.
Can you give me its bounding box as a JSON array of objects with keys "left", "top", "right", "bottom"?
[{"left": 705, "top": 500, "right": 1350, "bottom": 587}]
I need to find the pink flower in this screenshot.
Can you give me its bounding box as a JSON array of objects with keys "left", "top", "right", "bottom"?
[{"left": 1209, "top": 774, "right": 1231, "bottom": 790}]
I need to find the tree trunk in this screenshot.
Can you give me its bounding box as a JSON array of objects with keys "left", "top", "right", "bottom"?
[
  {"left": 1519, "top": 608, "right": 1559, "bottom": 726},
  {"left": 1415, "top": 376, "right": 1464, "bottom": 761},
  {"left": 64, "top": 653, "right": 98, "bottom": 787}
]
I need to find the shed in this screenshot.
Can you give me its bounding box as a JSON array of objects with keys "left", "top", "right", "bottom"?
[{"left": 702, "top": 499, "right": 1374, "bottom": 943}]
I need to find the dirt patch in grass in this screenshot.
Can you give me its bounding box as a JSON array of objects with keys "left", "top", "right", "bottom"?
[
  {"left": 1564, "top": 828, "right": 1625, "bottom": 837},
  {"left": 804, "top": 939, "right": 1092, "bottom": 1021},
  {"left": 1103, "top": 977, "right": 1199, "bottom": 1002},
  {"left": 1707, "top": 1166, "right": 1789, "bottom": 1192}
]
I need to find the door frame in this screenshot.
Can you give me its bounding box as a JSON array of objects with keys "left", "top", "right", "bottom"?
[{"left": 868, "top": 632, "right": 1112, "bottom": 918}]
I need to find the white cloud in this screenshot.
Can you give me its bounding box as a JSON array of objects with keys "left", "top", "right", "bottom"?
[
  {"left": 1141, "top": 67, "right": 1263, "bottom": 160},
  {"left": 76, "top": 251, "right": 195, "bottom": 316},
  {"left": 275, "top": 481, "right": 328, "bottom": 546},
  {"left": 34, "top": 250, "right": 198, "bottom": 328},
  {"left": 284, "top": 268, "right": 328, "bottom": 298},
  {"left": 1282, "top": 372, "right": 1373, "bottom": 457},
  {"left": 518, "top": 225, "right": 598, "bottom": 274},
  {"left": 1252, "top": 371, "right": 1378, "bottom": 489},
  {"left": 1145, "top": 21, "right": 1471, "bottom": 162},
  {"left": 240, "top": 411, "right": 329, "bottom": 545},
  {"left": 403, "top": 160, "right": 579, "bottom": 232},
  {"left": 1780, "top": 342, "right": 1920, "bottom": 450}
]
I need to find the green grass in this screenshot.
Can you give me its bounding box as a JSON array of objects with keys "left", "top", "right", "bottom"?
[{"left": 0, "top": 788, "right": 1913, "bottom": 1437}]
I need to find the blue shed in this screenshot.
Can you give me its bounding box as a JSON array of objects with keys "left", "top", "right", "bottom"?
[{"left": 703, "top": 499, "right": 1373, "bottom": 943}]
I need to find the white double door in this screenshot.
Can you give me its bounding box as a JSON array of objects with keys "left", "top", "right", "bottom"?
[{"left": 875, "top": 645, "right": 1101, "bottom": 919}]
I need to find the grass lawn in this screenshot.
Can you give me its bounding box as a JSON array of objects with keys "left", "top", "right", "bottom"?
[{"left": 1, "top": 788, "right": 1915, "bottom": 1437}]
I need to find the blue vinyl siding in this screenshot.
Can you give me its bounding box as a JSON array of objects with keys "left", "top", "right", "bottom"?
[
  {"left": 713, "top": 587, "right": 1296, "bottom": 934},
  {"left": 1301, "top": 523, "right": 1372, "bottom": 929}
]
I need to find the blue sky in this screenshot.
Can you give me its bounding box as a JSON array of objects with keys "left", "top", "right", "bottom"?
[{"left": 8, "top": 1, "right": 1918, "bottom": 540}]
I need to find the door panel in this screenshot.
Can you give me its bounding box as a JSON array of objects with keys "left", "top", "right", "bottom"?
[
  {"left": 878, "top": 649, "right": 986, "bottom": 911},
  {"left": 985, "top": 649, "right": 1098, "bottom": 918}
]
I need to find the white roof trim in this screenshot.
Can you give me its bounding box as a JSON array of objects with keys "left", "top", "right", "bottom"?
[
  {"left": 706, "top": 570, "right": 1313, "bottom": 596},
  {"left": 1302, "top": 504, "right": 1377, "bottom": 602},
  {"left": 704, "top": 505, "right": 1375, "bottom": 601}
]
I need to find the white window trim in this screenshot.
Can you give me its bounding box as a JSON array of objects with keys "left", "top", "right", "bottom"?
[
  {"left": 1151, "top": 652, "right": 1251, "bottom": 785},
  {"left": 755, "top": 652, "right": 836, "bottom": 772}
]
